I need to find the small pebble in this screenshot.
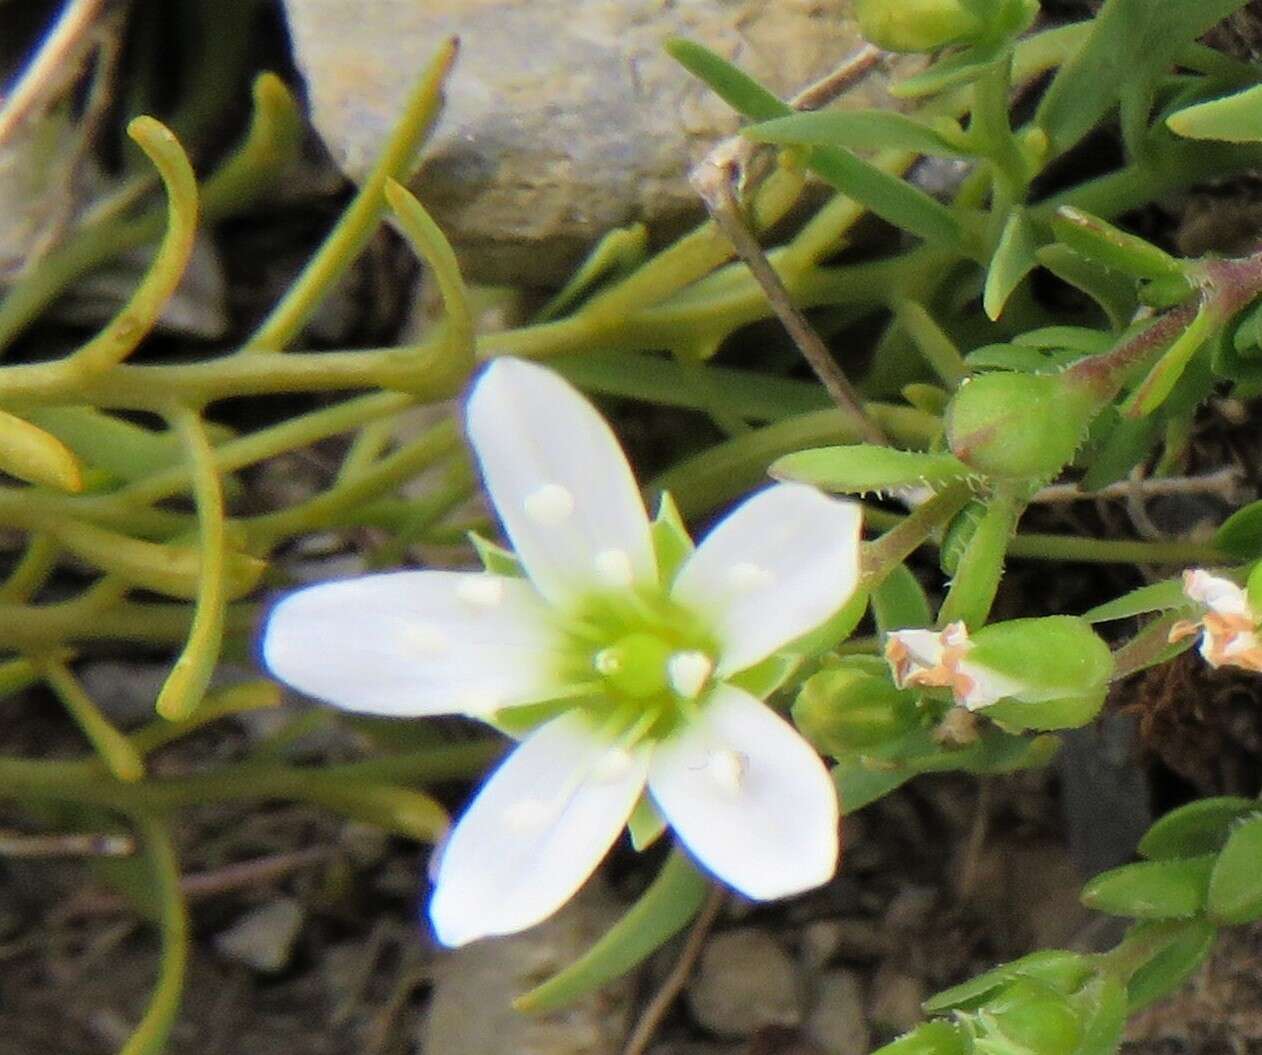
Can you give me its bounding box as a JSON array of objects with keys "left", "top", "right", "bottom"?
[
  {"left": 688, "top": 929, "right": 802, "bottom": 1039},
  {"left": 214, "top": 898, "right": 306, "bottom": 973}
]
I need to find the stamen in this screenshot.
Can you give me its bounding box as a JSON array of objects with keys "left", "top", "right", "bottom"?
[
  {"left": 728, "top": 561, "right": 775, "bottom": 592},
  {"left": 456, "top": 575, "right": 504, "bottom": 607},
  {"left": 594, "top": 647, "right": 623, "bottom": 675},
  {"left": 708, "top": 749, "right": 747, "bottom": 794},
  {"left": 524, "top": 483, "right": 575, "bottom": 525},
  {"left": 592, "top": 746, "right": 637, "bottom": 783},
  {"left": 594, "top": 548, "right": 634, "bottom": 587},
  {"left": 668, "top": 651, "right": 713, "bottom": 699}
]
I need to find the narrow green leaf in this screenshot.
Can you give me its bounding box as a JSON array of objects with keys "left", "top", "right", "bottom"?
[
  {"left": 1083, "top": 578, "right": 1188, "bottom": 623},
  {"left": 514, "top": 848, "right": 708, "bottom": 1012},
  {"left": 1081, "top": 854, "right": 1216, "bottom": 919},
  {"left": 1014, "top": 326, "right": 1114, "bottom": 354},
  {"left": 832, "top": 761, "right": 913, "bottom": 813},
  {"left": 892, "top": 39, "right": 1007, "bottom": 99},
  {"left": 1139, "top": 797, "right": 1256, "bottom": 859},
  {"left": 748, "top": 110, "right": 968, "bottom": 157},
  {"left": 1051, "top": 207, "right": 1186, "bottom": 281},
  {"left": 664, "top": 38, "right": 785, "bottom": 120},
  {"left": 1207, "top": 814, "right": 1262, "bottom": 923},
  {"left": 1125, "top": 919, "right": 1218, "bottom": 1011},
  {"left": 964, "top": 343, "right": 1081, "bottom": 373},
  {"left": 1122, "top": 307, "right": 1215, "bottom": 418},
  {"left": 1037, "top": 243, "right": 1138, "bottom": 331},
  {"left": 1072, "top": 975, "right": 1129, "bottom": 1055},
  {"left": 937, "top": 492, "right": 1019, "bottom": 629},
  {"left": 651, "top": 491, "right": 695, "bottom": 585},
  {"left": 1036, "top": 0, "right": 1251, "bottom": 154},
  {"left": 771, "top": 445, "right": 973, "bottom": 493},
  {"left": 984, "top": 208, "right": 1042, "bottom": 322},
  {"left": 924, "top": 950, "right": 1091, "bottom": 1013},
  {"left": 1079, "top": 411, "right": 1161, "bottom": 490},
  {"left": 1168, "top": 81, "right": 1262, "bottom": 142},
  {"left": 872, "top": 562, "right": 933, "bottom": 633},
  {"left": 1214, "top": 500, "right": 1262, "bottom": 560}
]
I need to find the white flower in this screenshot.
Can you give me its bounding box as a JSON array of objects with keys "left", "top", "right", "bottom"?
[
  {"left": 262, "top": 358, "right": 863, "bottom": 946},
  {"left": 884, "top": 621, "right": 1025, "bottom": 710},
  {"left": 1169, "top": 569, "right": 1262, "bottom": 672}
]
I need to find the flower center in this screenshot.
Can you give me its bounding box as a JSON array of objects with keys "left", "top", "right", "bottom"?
[{"left": 595, "top": 632, "right": 674, "bottom": 699}]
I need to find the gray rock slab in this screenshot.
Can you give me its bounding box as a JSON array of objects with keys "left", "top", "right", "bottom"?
[{"left": 282, "top": 0, "right": 920, "bottom": 285}]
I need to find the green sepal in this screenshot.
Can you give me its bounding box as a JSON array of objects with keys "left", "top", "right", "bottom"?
[
  {"left": 1206, "top": 813, "right": 1262, "bottom": 924},
  {"left": 771, "top": 444, "right": 974, "bottom": 494},
  {"left": 984, "top": 207, "right": 1042, "bottom": 321},
  {"left": 651, "top": 491, "right": 694, "bottom": 586},
  {"left": 966, "top": 977, "right": 1082, "bottom": 1054},
  {"left": 1125, "top": 918, "right": 1218, "bottom": 1012},
  {"left": 514, "top": 848, "right": 708, "bottom": 1013},
  {"left": 727, "top": 651, "right": 801, "bottom": 698},
  {"left": 964, "top": 343, "right": 1083, "bottom": 374},
  {"left": 627, "top": 795, "right": 667, "bottom": 852},
  {"left": 1167, "top": 81, "right": 1262, "bottom": 143},
  {"left": 1083, "top": 578, "right": 1188, "bottom": 623},
  {"left": 969, "top": 617, "right": 1114, "bottom": 709},
  {"left": 854, "top": 0, "right": 983, "bottom": 52},
  {"left": 869, "top": 1021, "right": 969, "bottom": 1055},
  {"left": 1071, "top": 974, "right": 1129, "bottom": 1055},
  {"left": 1050, "top": 207, "right": 1186, "bottom": 282},
  {"left": 833, "top": 762, "right": 915, "bottom": 814},
  {"left": 1213, "top": 316, "right": 1262, "bottom": 383},
  {"left": 469, "top": 531, "right": 524, "bottom": 577},
  {"left": 873, "top": 561, "right": 933, "bottom": 633},
  {"left": 1214, "top": 499, "right": 1262, "bottom": 559},
  {"left": 1247, "top": 561, "right": 1262, "bottom": 611},
  {"left": 1080, "top": 854, "right": 1216, "bottom": 919},
  {"left": 1139, "top": 796, "right": 1257, "bottom": 859},
  {"left": 982, "top": 688, "right": 1107, "bottom": 732},
  {"left": 924, "top": 950, "right": 1092, "bottom": 1013},
  {"left": 1015, "top": 326, "right": 1115, "bottom": 355}
]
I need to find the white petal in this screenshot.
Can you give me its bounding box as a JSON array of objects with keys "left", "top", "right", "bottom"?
[
  {"left": 466, "top": 359, "right": 656, "bottom": 606},
  {"left": 1184, "top": 570, "right": 1252, "bottom": 619},
  {"left": 954, "top": 658, "right": 1033, "bottom": 710},
  {"left": 261, "top": 571, "right": 565, "bottom": 717},
  {"left": 429, "top": 711, "right": 648, "bottom": 945},
  {"left": 671, "top": 484, "right": 862, "bottom": 675},
  {"left": 648, "top": 684, "right": 838, "bottom": 900}
]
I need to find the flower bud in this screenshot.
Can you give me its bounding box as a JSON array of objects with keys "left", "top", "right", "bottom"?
[
  {"left": 886, "top": 617, "right": 1112, "bottom": 730},
  {"left": 793, "top": 666, "right": 917, "bottom": 753},
  {"left": 854, "top": 0, "right": 983, "bottom": 52},
  {"left": 968, "top": 616, "right": 1113, "bottom": 730},
  {"left": 964, "top": 978, "right": 1083, "bottom": 1055},
  {"left": 945, "top": 372, "right": 1097, "bottom": 480}
]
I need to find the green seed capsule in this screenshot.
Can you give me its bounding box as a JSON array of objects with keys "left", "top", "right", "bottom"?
[
  {"left": 793, "top": 668, "right": 918, "bottom": 753},
  {"left": 945, "top": 372, "right": 1097, "bottom": 480},
  {"left": 854, "top": 0, "right": 983, "bottom": 51}
]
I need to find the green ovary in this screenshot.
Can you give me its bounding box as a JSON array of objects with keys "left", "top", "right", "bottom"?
[{"left": 595, "top": 632, "right": 675, "bottom": 699}]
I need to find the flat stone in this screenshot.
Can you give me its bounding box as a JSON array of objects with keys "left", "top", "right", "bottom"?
[
  {"left": 419, "top": 881, "right": 633, "bottom": 1055},
  {"left": 866, "top": 963, "right": 924, "bottom": 1034},
  {"left": 214, "top": 898, "right": 306, "bottom": 973},
  {"left": 282, "top": 0, "right": 922, "bottom": 285},
  {"left": 688, "top": 928, "right": 803, "bottom": 1039},
  {"left": 805, "top": 970, "right": 869, "bottom": 1055}
]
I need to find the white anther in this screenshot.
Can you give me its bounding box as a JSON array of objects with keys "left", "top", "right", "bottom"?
[
  {"left": 594, "top": 548, "right": 634, "bottom": 587},
  {"left": 504, "top": 798, "right": 552, "bottom": 832},
  {"left": 727, "top": 561, "right": 775, "bottom": 592},
  {"left": 594, "top": 648, "right": 622, "bottom": 675},
  {"left": 399, "top": 622, "right": 447, "bottom": 655},
  {"left": 456, "top": 575, "right": 504, "bottom": 607},
  {"left": 668, "top": 651, "right": 713, "bottom": 699},
  {"left": 524, "top": 483, "right": 575, "bottom": 525},
  {"left": 708, "top": 749, "right": 747, "bottom": 794},
  {"left": 592, "top": 747, "right": 636, "bottom": 783}
]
